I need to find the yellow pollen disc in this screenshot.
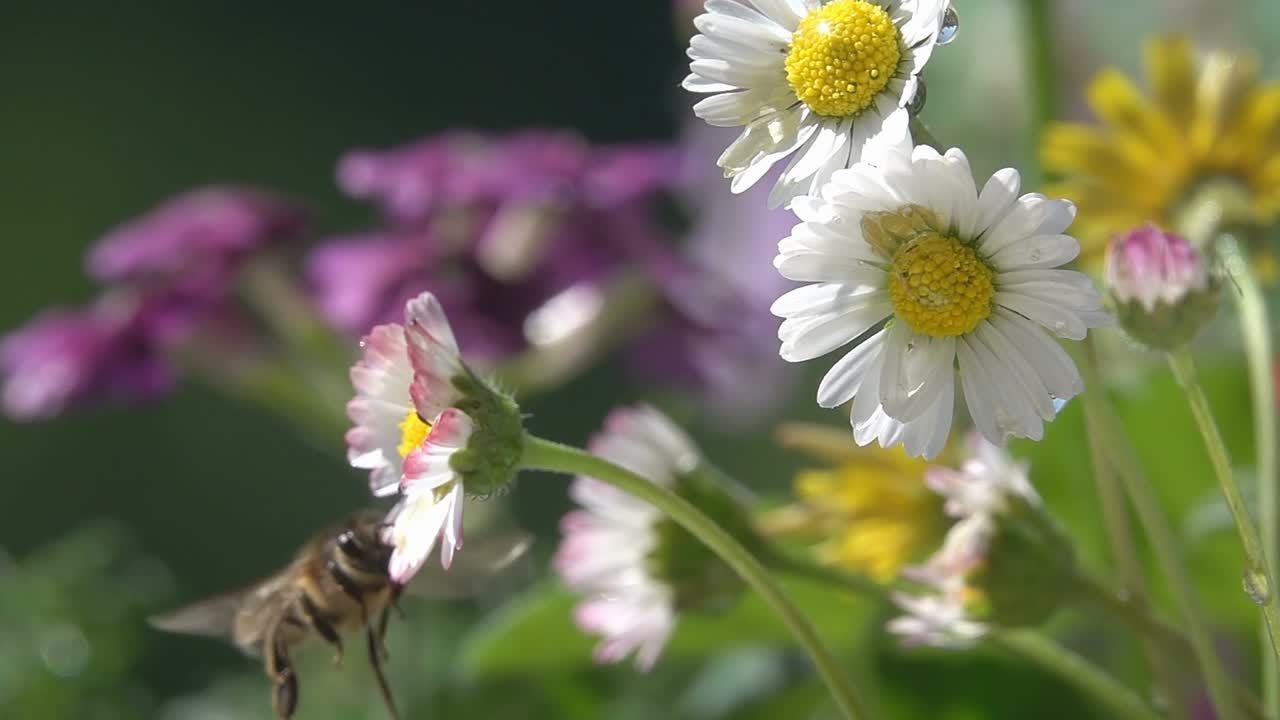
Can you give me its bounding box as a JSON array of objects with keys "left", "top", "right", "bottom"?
[
  {"left": 785, "top": 0, "right": 902, "bottom": 118},
  {"left": 397, "top": 411, "right": 432, "bottom": 458},
  {"left": 888, "top": 232, "right": 995, "bottom": 337}
]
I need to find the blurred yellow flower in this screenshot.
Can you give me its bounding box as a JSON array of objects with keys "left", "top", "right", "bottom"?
[
  {"left": 1042, "top": 36, "right": 1280, "bottom": 275},
  {"left": 761, "top": 423, "right": 945, "bottom": 582}
]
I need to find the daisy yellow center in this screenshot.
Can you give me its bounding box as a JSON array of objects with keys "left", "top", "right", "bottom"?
[
  {"left": 397, "top": 411, "right": 432, "bottom": 458},
  {"left": 784, "top": 0, "right": 902, "bottom": 118},
  {"left": 888, "top": 232, "right": 994, "bottom": 337}
]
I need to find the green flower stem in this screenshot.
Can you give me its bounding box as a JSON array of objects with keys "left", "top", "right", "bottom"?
[
  {"left": 1075, "top": 346, "right": 1191, "bottom": 719},
  {"left": 1222, "top": 238, "right": 1280, "bottom": 716},
  {"left": 1167, "top": 349, "right": 1280, "bottom": 664},
  {"left": 767, "top": 553, "right": 889, "bottom": 602},
  {"left": 1020, "top": 0, "right": 1056, "bottom": 169},
  {"left": 1079, "top": 340, "right": 1243, "bottom": 720},
  {"left": 519, "top": 434, "right": 873, "bottom": 720},
  {"left": 990, "top": 631, "right": 1164, "bottom": 720},
  {"left": 1074, "top": 569, "right": 1269, "bottom": 720}
]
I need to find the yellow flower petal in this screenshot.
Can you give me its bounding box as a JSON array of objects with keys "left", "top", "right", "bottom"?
[{"left": 1145, "top": 35, "right": 1197, "bottom": 129}]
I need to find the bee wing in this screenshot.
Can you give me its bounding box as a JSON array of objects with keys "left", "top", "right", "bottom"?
[
  {"left": 403, "top": 531, "right": 534, "bottom": 600},
  {"left": 149, "top": 572, "right": 295, "bottom": 655},
  {"left": 149, "top": 590, "right": 251, "bottom": 639}
]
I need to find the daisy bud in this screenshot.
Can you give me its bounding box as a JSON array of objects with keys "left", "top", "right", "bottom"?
[
  {"left": 346, "top": 291, "right": 523, "bottom": 584},
  {"left": 891, "top": 435, "right": 1074, "bottom": 646},
  {"left": 555, "top": 405, "right": 752, "bottom": 670},
  {"left": 1106, "top": 224, "right": 1220, "bottom": 350}
]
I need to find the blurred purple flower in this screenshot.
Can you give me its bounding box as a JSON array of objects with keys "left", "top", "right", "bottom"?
[
  {"left": 2, "top": 186, "right": 290, "bottom": 420},
  {"left": 635, "top": 121, "right": 796, "bottom": 420},
  {"left": 315, "top": 125, "right": 794, "bottom": 420},
  {"left": 0, "top": 285, "right": 207, "bottom": 420},
  {"left": 88, "top": 187, "right": 308, "bottom": 282},
  {"left": 312, "top": 131, "right": 682, "bottom": 356}
]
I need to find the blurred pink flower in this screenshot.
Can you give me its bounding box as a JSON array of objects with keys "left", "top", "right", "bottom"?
[{"left": 88, "top": 187, "right": 308, "bottom": 282}]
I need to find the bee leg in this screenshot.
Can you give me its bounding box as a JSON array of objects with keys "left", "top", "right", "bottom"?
[
  {"left": 391, "top": 585, "right": 407, "bottom": 621},
  {"left": 266, "top": 633, "right": 298, "bottom": 719},
  {"left": 367, "top": 625, "right": 402, "bottom": 720},
  {"left": 300, "top": 595, "right": 344, "bottom": 667},
  {"left": 374, "top": 606, "right": 393, "bottom": 661}
]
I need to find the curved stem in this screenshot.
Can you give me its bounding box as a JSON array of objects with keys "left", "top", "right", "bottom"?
[
  {"left": 991, "top": 631, "right": 1164, "bottom": 720},
  {"left": 1223, "top": 238, "right": 1280, "bottom": 715},
  {"left": 519, "top": 434, "right": 873, "bottom": 720},
  {"left": 1078, "top": 340, "right": 1243, "bottom": 720},
  {"left": 1167, "top": 350, "right": 1280, "bottom": 665}
]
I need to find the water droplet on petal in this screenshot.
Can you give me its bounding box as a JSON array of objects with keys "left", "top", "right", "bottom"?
[
  {"left": 907, "top": 78, "right": 927, "bottom": 115},
  {"left": 1052, "top": 320, "right": 1068, "bottom": 333},
  {"left": 1245, "top": 569, "right": 1271, "bottom": 605},
  {"left": 993, "top": 409, "right": 1012, "bottom": 436},
  {"left": 938, "top": 5, "right": 960, "bottom": 45},
  {"left": 1029, "top": 250, "right": 1042, "bottom": 262}
]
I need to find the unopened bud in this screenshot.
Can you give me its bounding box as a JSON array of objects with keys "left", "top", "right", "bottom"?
[{"left": 1106, "top": 224, "right": 1220, "bottom": 349}]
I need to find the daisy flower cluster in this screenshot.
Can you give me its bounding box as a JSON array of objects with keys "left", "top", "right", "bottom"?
[{"left": 685, "top": 1, "right": 1110, "bottom": 460}]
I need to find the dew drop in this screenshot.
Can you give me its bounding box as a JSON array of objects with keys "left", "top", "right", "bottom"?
[
  {"left": 993, "top": 409, "right": 1013, "bottom": 436},
  {"left": 1028, "top": 249, "right": 1042, "bottom": 262},
  {"left": 938, "top": 5, "right": 960, "bottom": 45},
  {"left": 1245, "top": 569, "right": 1271, "bottom": 605},
  {"left": 907, "top": 78, "right": 927, "bottom": 115},
  {"left": 1052, "top": 320, "right": 1068, "bottom": 333}
]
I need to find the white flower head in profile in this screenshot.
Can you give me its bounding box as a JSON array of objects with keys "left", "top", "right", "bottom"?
[
  {"left": 771, "top": 123, "right": 1112, "bottom": 458},
  {"left": 684, "top": 0, "right": 952, "bottom": 207},
  {"left": 554, "top": 405, "right": 702, "bottom": 671}
]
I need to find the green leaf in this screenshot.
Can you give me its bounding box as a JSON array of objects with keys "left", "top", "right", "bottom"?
[{"left": 458, "top": 578, "right": 872, "bottom": 678}]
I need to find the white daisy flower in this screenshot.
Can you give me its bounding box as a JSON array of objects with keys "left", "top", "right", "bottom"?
[
  {"left": 771, "top": 125, "right": 1112, "bottom": 458},
  {"left": 684, "top": 0, "right": 952, "bottom": 207},
  {"left": 386, "top": 407, "right": 471, "bottom": 582},
  {"left": 554, "top": 405, "right": 701, "bottom": 670},
  {"left": 346, "top": 291, "right": 472, "bottom": 582}
]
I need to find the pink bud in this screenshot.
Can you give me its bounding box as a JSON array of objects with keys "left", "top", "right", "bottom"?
[{"left": 1105, "top": 224, "right": 1209, "bottom": 313}]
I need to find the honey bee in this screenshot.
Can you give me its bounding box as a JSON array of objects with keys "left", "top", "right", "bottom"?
[{"left": 151, "top": 511, "right": 530, "bottom": 720}]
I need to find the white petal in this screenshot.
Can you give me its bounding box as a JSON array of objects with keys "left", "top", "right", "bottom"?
[
  {"left": 973, "top": 168, "right": 1021, "bottom": 238},
  {"left": 774, "top": 252, "right": 884, "bottom": 283},
  {"left": 974, "top": 321, "right": 1055, "bottom": 421},
  {"left": 769, "top": 120, "right": 849, "bottom": 207},
  {"left": 770, "top": 282, "right": 885, "bottom": 318},
  {"left": 989, "top": 309, "right": 1083, "bottom": 400},
  {"left": 816, "top": 328, "right": 887, "bottom": 408},
  {"left": 987, "top": 234, "right": 1080, "bottom": 271},
  {"left": 978, "top": 193, "right": 1049, "bottom": 257},
  {"left": 696, "top": 4, "right": 793, "bottom": 46},
  {"left": 747, "top": 0, "right": 807, "bottom": 27},
  {"left": 778, "top": 300, "right": 893, "bottom": 362},
  {"left": 993, "top": 291, "right": 1088, "bottom": 340}
]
